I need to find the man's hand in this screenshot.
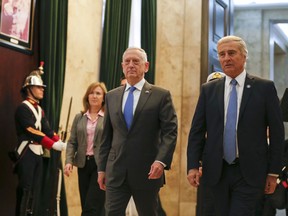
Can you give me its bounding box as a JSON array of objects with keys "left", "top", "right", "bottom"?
[
  {"left": 187, "top": 168, "right": 201, "bottom": 187},
  {"left": 64, "top": 163, "right": 73, "bottom": 177},
  {"left": 148, "top": 161, "right": 164, "bottom": 179},
  {"left": 98, "top": 172, "right": 106, "bottom": 191},
  {"left": 264, "top": 175, "right": 278, "bottom": 194}
]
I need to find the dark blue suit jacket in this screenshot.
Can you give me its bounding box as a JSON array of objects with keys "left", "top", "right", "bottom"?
[{"left": 187, "top": 74, "right": 284, "bottom": 188}]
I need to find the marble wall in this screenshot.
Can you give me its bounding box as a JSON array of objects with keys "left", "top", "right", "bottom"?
[
  {"left": 60, "top": 1, "right": 103, "bottom": 216},
  {"left": 60, "top": 0, "right": 202, "bottom": 215},
  {"left": 156, "top": 0, "right": 202, "bottom": 215}
]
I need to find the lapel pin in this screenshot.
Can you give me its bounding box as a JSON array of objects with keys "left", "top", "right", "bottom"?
[
  {"left": 246, "top": 85, "right": 251, "bottom": 88},
  {"left": 145, "top": 90, "right": 150, "bottom": 94}
]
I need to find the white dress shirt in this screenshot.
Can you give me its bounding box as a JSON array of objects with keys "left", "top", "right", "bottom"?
[{"left": 122, "top": 78, "right": 145, "bottom": 113}]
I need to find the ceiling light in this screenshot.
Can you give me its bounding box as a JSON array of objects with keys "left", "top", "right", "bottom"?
[{"left": 277, "top": 23, "right": 288, "bottom": 38}]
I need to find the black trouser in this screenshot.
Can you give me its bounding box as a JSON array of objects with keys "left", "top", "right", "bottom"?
[
  {"left": 105, "top": 180, "right": 160, "bottom": 216},
  {"left": 15, "top": 148, "right": 42, "bottom": 216},
  {"left": 196, "top": 178, "right": 215, "bottom": 216},
  {"left": 211, "top": 161, "right": 263, "bottom": 216},
  {"left": 78, "top": 156, "right": 105, "bottom": 216},
  {"left": 156, "top": 195, "right": 167, "bottom": 216}
]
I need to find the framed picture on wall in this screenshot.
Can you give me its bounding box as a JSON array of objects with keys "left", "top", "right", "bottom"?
[{"left": 0, "top": 0, "right": 36, "bottom": 54}]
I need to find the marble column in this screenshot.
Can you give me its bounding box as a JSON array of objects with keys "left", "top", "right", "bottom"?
[{"left": 156, "top": 0, "right": 202, "bottom": 215}]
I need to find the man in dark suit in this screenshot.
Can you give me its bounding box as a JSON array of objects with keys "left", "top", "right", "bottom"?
[
  {"left": 97, "top": 47, "right": 178, "bottom": 216},
  {"left": 187, "top": 35, "right": 284, "bottom": 216}
]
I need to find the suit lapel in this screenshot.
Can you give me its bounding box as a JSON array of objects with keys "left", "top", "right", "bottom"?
[
  {"left": 95, "top": 115, "right": 103, "bottom": 133},
  {"left": 116, "top": 86, "right": 128, "bottom": 129},
  {"left": 217, "top": 78, "right": 225, "bottom": 120},
  {"left": 132, "top": 82, "right": 152, "bottom": 127},
  {"left": 93, "top": 115, "right": 103, "bottom": 143},
  {"left": 80, "top": 115, "right": 88, "bottom": 144},
  {"left": 239, "top": 74, "right": 254, "bottom": 120}
]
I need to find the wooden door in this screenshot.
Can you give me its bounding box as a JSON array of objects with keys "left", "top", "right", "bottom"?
[{"left": 200, "top": 0, "right": 233, "bottom": 83}]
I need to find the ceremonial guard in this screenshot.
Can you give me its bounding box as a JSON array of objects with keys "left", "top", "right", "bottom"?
[{"left": 14, "top": 63, "right": 66, "bottom": 216}]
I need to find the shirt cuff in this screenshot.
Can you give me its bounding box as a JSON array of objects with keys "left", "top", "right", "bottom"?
[
  {"left": 155, "top": 160, "right": 166, "bottom": 168},
  {"left": 268, "top": 173, "right": 279, "bottom": 178}
]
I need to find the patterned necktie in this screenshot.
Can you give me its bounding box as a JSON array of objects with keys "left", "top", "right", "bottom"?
[
  {"left": 224, "top": 79, "right": 238, "bottom": 164},
  {"left": 124, "top": 86, "right": 136, "bottom": 129}
]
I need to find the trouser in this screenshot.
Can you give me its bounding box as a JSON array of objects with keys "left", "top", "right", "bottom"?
[
  {"left": 78, "top": 156, "right": 105, "bottom": 216},
  {"left": 15, "top": 148, "right": 42, "bottom": 216},
  {"left": 211, "top": 161, "right": 263, "bottom": 216},
  {"left": 16, "top": 188, "right": 33, "bottom": 216},
  {"left": 105, "top": 181, "right": 159, "bottom": 216}
]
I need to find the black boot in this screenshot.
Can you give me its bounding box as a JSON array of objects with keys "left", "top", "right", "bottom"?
[
  {"left": 18, "top": 188, "right": 32, "bottom": 216},
  {"left": 26, "top": 195, "right": 34, "bottom": 215},
  {"left": 15, "top": 187, "right": 22, "bottom": 216}
]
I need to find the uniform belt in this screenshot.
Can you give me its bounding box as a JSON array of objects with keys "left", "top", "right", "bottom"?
[{"left": 86, "top": 155, "right": 93, "bottom": 160}]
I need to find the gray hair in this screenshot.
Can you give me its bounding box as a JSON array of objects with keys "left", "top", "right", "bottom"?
[
  {"left": 217, "top": 35, "right": 248, "bottom": 60},
  {"left": 122, "top": 47, "right": 148, "bottom": 62}
]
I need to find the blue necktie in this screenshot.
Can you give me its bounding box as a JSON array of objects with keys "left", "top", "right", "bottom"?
[
  {"left": 224, "top": 79, "right": 237, "bottom": 164},
  {"left": 124, "top": 86, "right": 136, "bottom": 129}
]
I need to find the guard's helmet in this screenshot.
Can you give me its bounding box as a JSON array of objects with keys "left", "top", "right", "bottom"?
[
  {"left": 22, "top": 71, "right": 46, "bottom": 88},
  {"left": 22, "top": 62, "right": 46, "bottom": 89},
  {"left": 206, "top": 72, "right": 225, "bottom": 83}
]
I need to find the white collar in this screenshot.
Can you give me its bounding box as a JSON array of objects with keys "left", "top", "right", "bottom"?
[
  {"left": 125, "top": 78, "right": 145, "bottom": 92},
  {"left": 225, "top": 70, "right": 246, "bottom": 87}
]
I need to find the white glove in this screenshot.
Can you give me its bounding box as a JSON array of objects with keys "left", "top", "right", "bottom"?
[{"left": 52, "top": 140, "right": 67, "bottom": 151}]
